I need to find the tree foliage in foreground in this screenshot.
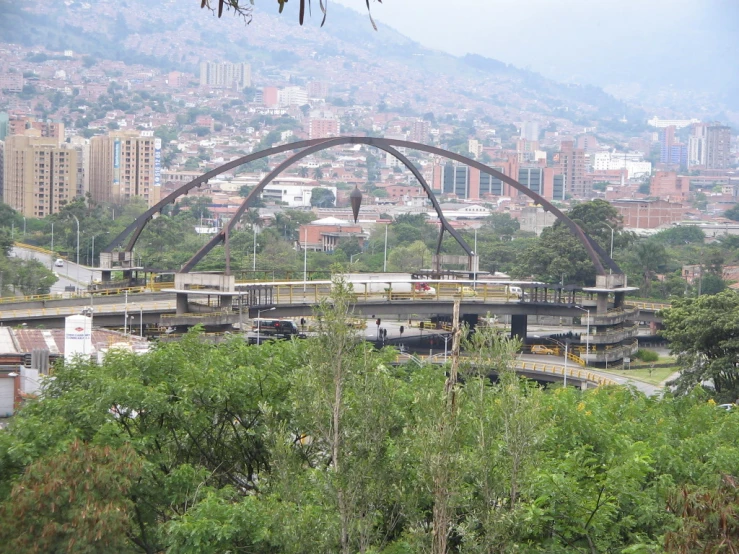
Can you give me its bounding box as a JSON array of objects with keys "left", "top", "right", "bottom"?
[
  {"left": 662, "top": 290, "right": 739, "bottom": 401},
  {"left": 2, "top": 294, "right": 739, "bottom": 551}
]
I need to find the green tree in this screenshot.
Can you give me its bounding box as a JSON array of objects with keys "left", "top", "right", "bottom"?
[
  {"left": 627, "top": 240, "right": 669, "bottom": 297},
  {"left": 310, "top": 187, "right": 335, "bottom": 208},
  {"left": 515, "top": 200, "right": 630, "bottom": 285},
  {"left": 724, "top": 204, "right": 739, "bottom": 221},
  {"left": 387, "top": 240, "right": 431, "bottom": 272},
  {"left": 662, "top": 291, "right": 739, "bottom": 400},
  {"left": 0, "top": 440, "right": 142, "bottom": 554},
  {"left": 653, "top": 225, "right": 705, "bottom": 246}
]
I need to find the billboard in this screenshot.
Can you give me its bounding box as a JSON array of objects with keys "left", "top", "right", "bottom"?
[
  {"left": 154, "top": 138, "right": 162, "bottom": 187},
  {"left": 64, "top": 314, "right": 92, "bottom": 358},
  {"left": 113, "top": 138, "right": 121, "bottom": 186}
]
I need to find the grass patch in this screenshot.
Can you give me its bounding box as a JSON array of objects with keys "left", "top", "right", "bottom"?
[{"left": 601, "top": 366, "right": 678, "bottom": 386}]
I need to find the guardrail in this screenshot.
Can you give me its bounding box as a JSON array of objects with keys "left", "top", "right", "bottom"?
[
  {"left": 393, "top": 353, "right": 617, "bottom": 387},
  {"left": 0, "top": 300, "right": 176, "bottom": 320},
  {"left": 625, "top": 301, "right": 671, "bottom": 311},
  {"left": 14, "top": 242, "right": 57, "bottom": 257}
]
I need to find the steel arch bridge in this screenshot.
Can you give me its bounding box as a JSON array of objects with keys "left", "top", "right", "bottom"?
[{"left": 103, "top": 137, "right": 622, "bottom": 276}]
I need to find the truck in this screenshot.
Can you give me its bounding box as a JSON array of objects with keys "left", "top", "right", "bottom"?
[
  {"left": 251, "top": 318, "right": 304, "bottom": 337},
  {"left": 346, "top": 279, "right": 436, "bottom": 298}
]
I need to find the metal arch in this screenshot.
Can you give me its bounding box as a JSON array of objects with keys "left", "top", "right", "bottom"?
[
  {"left": 180, "top": 137, "right": 352, "bottom": 272},
  {"left": 103, "top": 138, "right": 338, "bottom": 253},
  {"left": 366, "top": 144, "right": 473, "bottom": 256},
  {"left": 348, "top": 138, "right": 620, "bottom": 275},
  {"left": 110, "top": 136, "right": 621, "bottom": 276},
  {"left": 179, "top": 140, "right": 477, "bottom": 272}
]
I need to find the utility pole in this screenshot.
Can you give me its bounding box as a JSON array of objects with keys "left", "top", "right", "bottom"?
[{"left": 383, "top": 224, "right": 388, "bottom": 272}]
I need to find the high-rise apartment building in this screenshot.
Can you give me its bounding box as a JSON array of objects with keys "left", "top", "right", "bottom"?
[
  {"left": 557, "top": 140, "right": 586, "bottom": 197},
  {"left": 409, "top": 120, "right": 430, "bottom": 144},
  {"left": 2, "top": 135, "right": 78, "bottom": 217},
  {"left": 0, "top": 112, "right": 8, "bottom": 141},
  {"left": 659, "top": 126, "right": 676, "bottom": 164},
  {"left": 306, "top": 81, "right": 329, "bottom": 98},
  {"left": 0, "top": 140, "right": 4, "bottom": 198},
  {"left": 688, "top": 123, "right": 708, "bottom": 168},
  {"left": 309, "top": 118, "right": 340, "bottom": 139},
  {"left": 520, "top": 121, "right": 539, "bottom": 142},
  {"left": 263, "top": 87, "right": 279, "bottom": 108},
  {"left": 7, "top": 117, "right": 64, "bottom": 142},
  {"left": 89, "top": 132, "right": 161, "bottom": 206},
  {"left": 706, "top": 125, "right": 732, "bottom": 170},
  {"left": 277, "top": 86, "right": 308, "bottom": 107},
  {"left": 199, "top": 62, "right": 251, "bottom": 90}
]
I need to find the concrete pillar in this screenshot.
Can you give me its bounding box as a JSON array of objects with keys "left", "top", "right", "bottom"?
[
  {"left": 596, "top": 292, "right": 609, "bottom": 314},
  {"left": 221, "top": 295, "right": 233, "bottom": 310},
  {"left": 176, "top": 292, "right": 188, "bottom": 315},
  {"left": 101, "top": 270, "right": 112, "bottom": 283},
  {"left": 511, "top": 314, "right": 527, "bottom": 341},
  {"left": 613, "top": 291, "right": 625, "bottom": 309},
  {"left": 462, "top": 313, "right": 478, "bottom": 331}
]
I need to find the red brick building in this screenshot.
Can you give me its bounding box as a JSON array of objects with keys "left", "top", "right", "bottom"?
[{"left": 611, "top": 199, "right": 686, "bottom": 229}]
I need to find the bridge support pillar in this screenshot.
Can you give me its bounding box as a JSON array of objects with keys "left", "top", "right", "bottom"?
[
  {"left": 511, "top": 314, "right": 527, "bottom": 341},
  {"left": 596, "top": 292, "right": 609, "bottom": 314},
  {"left": 221, "top": 295, "right": 233, "bottom": 311},
  {"left": 176, "top": 293, "right": 188, "bottom": 315},
  {"left": 101, "top": 270, "right": 112, "bottom": 283}
]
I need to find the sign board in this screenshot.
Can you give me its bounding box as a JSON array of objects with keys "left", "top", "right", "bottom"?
[
  {"left": 623, "top": 357, "right": 630, "bottom": 364},
  {"left": 154, "top": 138, "right": 162, "bottom": 187},
  {"left": 113, "top": 138, "right": 121, "bottom": 186}
]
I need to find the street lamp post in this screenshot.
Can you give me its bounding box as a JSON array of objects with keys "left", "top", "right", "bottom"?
[
  {"left": 574, "top": 306, "right": 590, "bottom": 364},
  {"left": 139, "top": 305, "right": 143, "bottom": 338},
  {"left": 252, "top": 226, "right": 258, "bottom": 272},
  {"left": 383, "top": 224, "right": 389, "bottom": 272},
  {"left": 49, "top": 222, "right": 54, "bottom": 271},
  {"left": 563, "top": 339, "right": 569, "bottom": 388},
  {"left": 72, "top": 215, "right": 80, "bottom": 282},
  {"left": 22, "top": 216, "right": 26, "bottom": 238},
  {"left": 604, "top": 223, "right": 615, "bottom": 274},
  {"left": 303, "top": 227, "right": 308, "bottom": 292},
  {"left": 350, "top": 252, "right": 362, "bottom": 265},
  {"left": 256, "top": 306, "right": 276, "bottom": 345}
]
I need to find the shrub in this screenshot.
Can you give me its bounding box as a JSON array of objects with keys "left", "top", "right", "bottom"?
[{"left": 635, "top": 349, "right": 659, "bottom": 363}]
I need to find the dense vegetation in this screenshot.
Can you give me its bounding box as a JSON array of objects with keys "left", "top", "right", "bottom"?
[{"left": 0, "top": 280, "right": 738, "bottom": 552}]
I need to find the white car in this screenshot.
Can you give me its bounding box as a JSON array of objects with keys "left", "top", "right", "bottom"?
[{"left": 54, "top": 258, "right": 64, "bottom": 267}]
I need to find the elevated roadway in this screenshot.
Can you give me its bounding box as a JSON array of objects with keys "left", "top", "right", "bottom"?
[{"left": 0, "top": 279, "right": 668, "bottom": 328}]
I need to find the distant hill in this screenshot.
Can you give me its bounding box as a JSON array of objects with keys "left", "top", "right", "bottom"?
[{"left": 1, "top": 0, "right": 648, "bottom": 131}]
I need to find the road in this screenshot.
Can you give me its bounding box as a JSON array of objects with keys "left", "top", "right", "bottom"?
[{"left": 12, "top": 246, "right": 100, "bottom": 293}]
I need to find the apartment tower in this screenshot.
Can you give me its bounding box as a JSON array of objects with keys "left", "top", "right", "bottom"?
[
  {"left": 199, "top": 62, "right": 251, "bottom": 90},
  {"left": 89, "top": 132, "right": 161, "bottom": 206},
  {"left": 2, "top": 135, "right": 78, "bottom": 217}
]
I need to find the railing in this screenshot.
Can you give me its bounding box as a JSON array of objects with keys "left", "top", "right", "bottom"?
[
  {"left": 0, "top": 300, "right": 176, "bottom": 320},
  {"left": 394, "top": 353, "right": 617, "bottom": 387},
  {"left": 625, "top": 301, "right": 671, "bottom": 312},
  {"left": 14, "top": 242, "right": 57, "bottom": 257},
  {"left": 582, "top": 324, "right": 639, "bottom": 344}
]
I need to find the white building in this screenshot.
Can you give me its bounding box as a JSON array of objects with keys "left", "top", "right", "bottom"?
[
  {"left": 262, "top": 184, "right": 337, "bottom": 208},
  {"left": 647, "top": 116, "right": 700, "bottom": 129},
  {"left": 278, "top": 86, "right": 308, "bottom": 107},
  {"left": 592, "top": 151, "right": 652, "bottom": 178}
]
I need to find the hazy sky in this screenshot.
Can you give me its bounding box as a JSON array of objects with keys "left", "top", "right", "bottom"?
[{"left": 335, "top": 0, "right": 738, "bottom": 94}]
